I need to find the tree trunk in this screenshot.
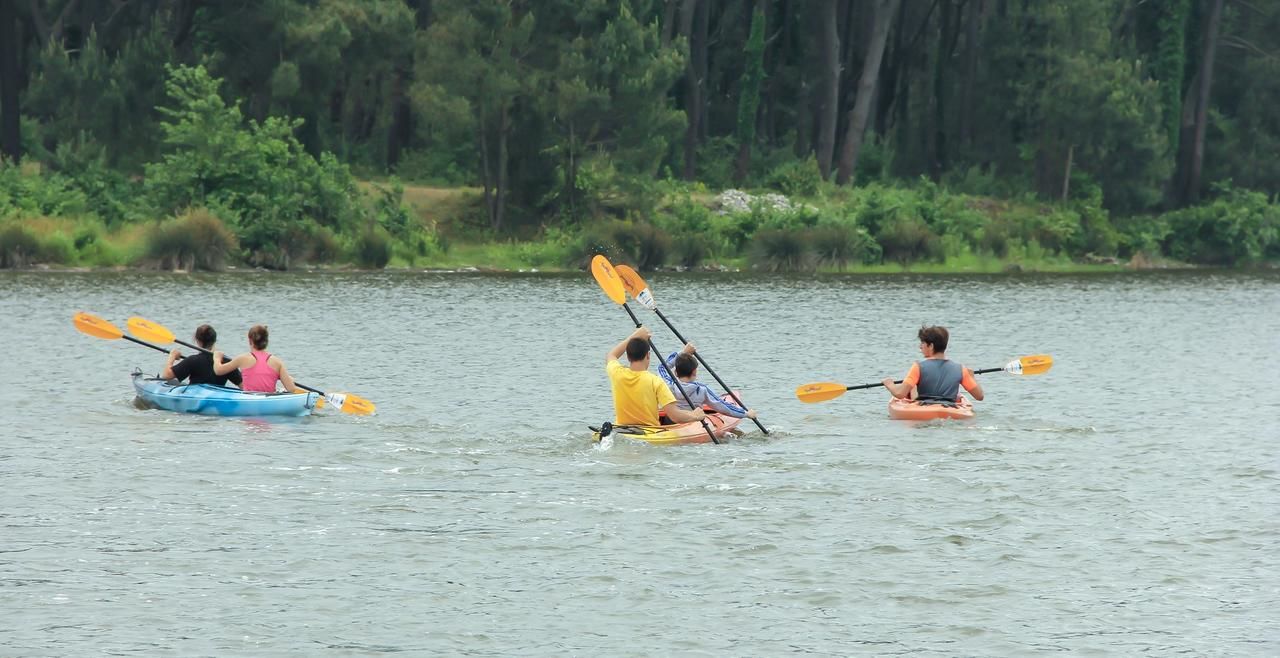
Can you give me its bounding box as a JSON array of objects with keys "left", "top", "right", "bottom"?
[
  {"left": 661, "top": 0, "right": 679, "bottom": 47},
  {"left": 815, "top": 0, "right": 840, "bottom": 179},
  {"left": 680, "top": 0, "right": 701, "bottom": 180},
  {"left": 171, "top": 0, "right": 201, "bottom": 53},
  {"left": 0, "top": 0, "right": 20, "bottom": 162},
  {"left": 694, "top": 0, "right": 710, "bottom": 144},
  {"left": 478, "top": 109, "right": 496, "bottom": 229},
  {"left": 1180, "top": 0, "right": 1224, "bottom": 206},
  {"left": 927, "top": 0, "right": 955, "bottom": 180},
  {"left": 495, "top": 104, "right": 509, "bottom": 232},
  {"left": 386, "top": 65, "right": 412, "bottom": 169},
  {"left": 566, "top": 119, "right": 578, "bottom": 219},
  {"left": 958, "top": 0, "right": 984, "bottom": 150},
  {"left": 836, "top": 0, "right": 899, "bottom": 185},
  {"left": 733, "top": 2, "right": 767, "bottom": 184},
  {"left": 1061, "top": 144, "right": 1073, "bottom": 201}
]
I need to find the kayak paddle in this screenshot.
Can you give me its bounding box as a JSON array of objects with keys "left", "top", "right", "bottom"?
[
  {"left": 795, "top": 355, "right": 1054, "bottom": 403},
  {"left": 126, "top": 316, "right": 376, "bottom": 416},
  {"left": 591, "top": 254, "right": 720, "bottom": 444},
  {"left": 74, "top": 311, "right": 175, "bottom": 353},
  {"left": 613, "top": 264, "right": 768, "bottom": 435}
]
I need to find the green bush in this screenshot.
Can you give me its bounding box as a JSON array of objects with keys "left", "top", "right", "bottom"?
[
  {"left": 373, "top": 179, "right": 414, "bottom": 238},
  {"left": 1113, "top": 214, "right": 1170, "bottom": 259},
  {"left": 354, "top": 226, "right": 392, "bottom": 269},
  {"left": 1161, "top": 187, "right": 1280, "bottom": 265},
  {"left": 46, "top": 139, "right": 149, "bottom": 225},
  {"left": 765, "top": 156, "right": 823, "bottom": 197},
  {"left": 809, "top": 224, "right": 881, "bottom": 270},
  {"left": 877, "top": 215, "right": 943, "bottom": 264},
  {"left": 0, "top": 164, "right": 90, "bottom": 217},
  {"left": 575, "top": 219, "right": 670, "bottom": 270},
  {"left": 142, "top": 208, "right": 238, "bottom": 271},
  {"left": 853, "top": 134, "right": 893, "bottom": 183},
  {"left": 670, "top": 231, "right": 714, "bottom": 269},
  {"left": 0, "top": 224, "right": 42, "bottom": 268},
  {"left": 144, "top": 65, "right": 367, "bottom": 267},
  {"left": 750, "top": 228, "right": 814, "bottom": 272},
  {"left": 39, "top": 231, "right": 76, "bottom": 264},
  {"left": 512, "top": 228, "right": 575, "bottom": 268},
  {"left": 392, "top": 147, "right": 475, "bottom": 187},
  {"left": 693, "top": 136, "right": 738, "bottom": 190}
]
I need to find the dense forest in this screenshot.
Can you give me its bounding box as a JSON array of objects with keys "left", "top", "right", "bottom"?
[{"left": 0, "top": 0, "right": 1277, "bottom": 271}]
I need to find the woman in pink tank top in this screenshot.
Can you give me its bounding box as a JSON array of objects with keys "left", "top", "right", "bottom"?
[{"left": 214, "top": 325, "right": 299, "bottom": 393}]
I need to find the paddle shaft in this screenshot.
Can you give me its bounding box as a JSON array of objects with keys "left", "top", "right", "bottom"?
[
  {"left": 650, "top": 306, "right": 768, "bottom": 435},
  {"left": 620, "top": 303, "right": 719, "bottom": 444},
  {"left": 125, "top": 333, "right": 178, "bottom": 356},
  {"left": 173, "top": 337, "right": 328, "bottom": 397},
  {"left": 843, "top": 365, "right": 1003, "bottom": 392}
]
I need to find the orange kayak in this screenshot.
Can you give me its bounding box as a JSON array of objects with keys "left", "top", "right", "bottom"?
[{"left": 888, "top": 396, "right": 975, "bottom": 421}]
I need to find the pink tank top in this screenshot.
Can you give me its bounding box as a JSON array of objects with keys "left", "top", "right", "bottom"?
[{"left": 240, "top": 351, "right": 280, "bottom": 392}]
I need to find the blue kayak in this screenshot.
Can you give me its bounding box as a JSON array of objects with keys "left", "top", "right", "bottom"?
[{"left": 132, "top": 373, "right": 319, "bottom": 417}]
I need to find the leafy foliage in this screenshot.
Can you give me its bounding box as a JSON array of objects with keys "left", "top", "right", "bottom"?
[
  {"left": 144, "top": 65, "right": 367, "bottom": 268},
  {"left": 142, "top": 208, "right": 239, "bottom": 271},
  {"left": 1, "top": 0, "right": 1277, "bottom": 268}
]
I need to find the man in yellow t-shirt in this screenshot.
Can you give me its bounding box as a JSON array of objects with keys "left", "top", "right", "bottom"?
[{"left": 606, "top": 327, "right": 706, "bottom": 427}]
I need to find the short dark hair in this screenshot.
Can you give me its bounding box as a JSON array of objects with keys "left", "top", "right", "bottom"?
[
  {"left": 194, "top": 324, "right": 217, "bottom": 349},
  {"left": 674, "top": 353, "right": 697, "bottom": 378},
  {"left": 625, "top": 337, "right": 649, "bottom": 362},
  {"left": 918, "top": 325, "right": 949, "bottom": 353},
  {"left": 248, "top": 324, "right": 269, "bottom": 351}
]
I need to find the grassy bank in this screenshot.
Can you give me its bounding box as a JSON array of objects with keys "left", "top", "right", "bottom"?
[{"left": 3, "top": 178, "right": 1272, "bottom": 273}]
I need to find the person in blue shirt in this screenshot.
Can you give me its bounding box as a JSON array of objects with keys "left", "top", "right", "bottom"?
[{"left": 660, "top": 343, "right": 758, "bottom": 421}]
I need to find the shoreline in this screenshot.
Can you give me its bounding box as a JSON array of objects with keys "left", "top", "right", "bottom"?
[{"left": 0, "top": 260, "right": 1242, "bottom": 276}]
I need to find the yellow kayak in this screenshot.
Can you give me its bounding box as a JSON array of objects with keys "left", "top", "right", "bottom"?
[{"left": 592, "top": 394, "right": 745, "bottom": 445}]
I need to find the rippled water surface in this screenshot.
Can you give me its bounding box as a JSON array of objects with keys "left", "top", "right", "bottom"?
[{"left": 2, "top": 270, "right": 1278, "bottom": 655}]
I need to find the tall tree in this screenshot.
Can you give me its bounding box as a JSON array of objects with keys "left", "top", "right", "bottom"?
[
  {"left": 957, "top": 0, "right": 985, "bottom": 150},
  {"left": 0, "top": 0, "right": 20, "bottom": 161},
  {"left": 814, "top": 0, "right": 840, "bottom": 179},
  {"left": 539, "top": 0, "right": 684, "bottom": 218},
  {"left": 415, "top": 0, "right": 535, "bottom": 231},
  {"left": 733, "top": 3, "right": 767, "bottom": 183},
  {"left": 1152, "top": 0, "right": 1192, "bottom": 157},
  {"left": 836, "top": 0, "right": 899, "bottom": 184},
  {"left": 679, "top": 0, "right": 708, "bottom": 180},
  {"left": 1174, "top": 0, "right": 1225, "bottom": 206}
]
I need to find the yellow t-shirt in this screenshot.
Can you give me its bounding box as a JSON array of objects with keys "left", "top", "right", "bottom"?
[{"left": 606, "top": 360, "right": 676, "bottom": 426}]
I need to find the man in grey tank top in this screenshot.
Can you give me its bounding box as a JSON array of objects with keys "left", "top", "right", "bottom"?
[{"left": 882, "top": 326, "right": 985, "bottom": 404}]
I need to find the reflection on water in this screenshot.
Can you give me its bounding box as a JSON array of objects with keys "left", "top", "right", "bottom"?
[{"left": 1, "top": 269, "right": 1278, "bottom": 654}]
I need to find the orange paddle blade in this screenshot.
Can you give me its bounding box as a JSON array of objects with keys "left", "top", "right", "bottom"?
[
  {"left": 1010, "top": 354, "right": 1054, "bottom": 375},
  {"left": 341, "top": 394, "right": 376, "bottom": 415},
  {"left": 324, "top": 392, "right": 376, "bottom": 416},
  {"left": 615, "top": 264, "right": 646, "bottom": 298},
  {"left": 614, "top": 264, "right": 656, "bottom": 309},
  {"left": 590, "top": 254, "right": 626, "bottom": 305},
  {"left": 795, "top": 382, "right": 848, "bottom": 403},
  {"left": 73, "top": 312, "right": 124, "bottom": 340},
  {"left": 127, "top": 317, "right": 175, "bottom": 344}
]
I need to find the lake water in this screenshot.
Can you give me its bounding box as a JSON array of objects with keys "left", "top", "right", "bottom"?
[{"left": 2, "top": 270, "right": 1277, "bottom": 655}]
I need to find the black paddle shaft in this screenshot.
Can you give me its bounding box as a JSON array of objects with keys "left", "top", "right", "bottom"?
[
  {"left": 846, "top": 379, "right": 903, "bottom": 391},
  {"left": 651, "top": 307, "right": 768, "bottom": 435},
  {"left": 849, "top": 364, "right": 1000, "bottom": 391},
  {"left": 620, "top": 303, "right": 719, "bottom": 444},
  {"left": 174, "top": 338, "right": 328, "bottom": 397},
  {"left": 125, "top": 334, "right": 175, "bottom": 355}
]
